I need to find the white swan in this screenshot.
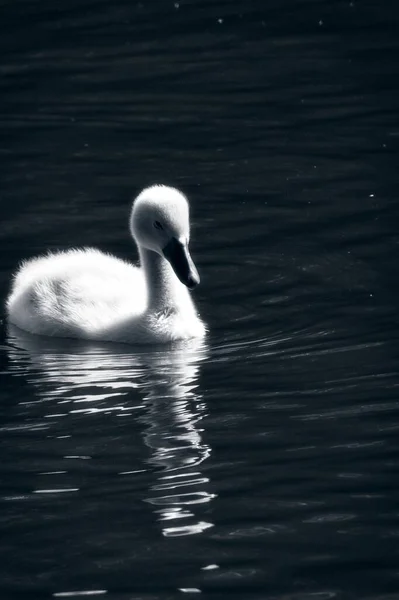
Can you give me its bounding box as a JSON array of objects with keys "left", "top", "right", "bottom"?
[{"left": 6, "top": 185, "right": 206, "bottom": 344}]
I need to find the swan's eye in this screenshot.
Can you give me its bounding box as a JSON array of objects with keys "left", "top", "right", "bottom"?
[{"left": 153, "top": 221, "right": 163, "bottom": 230}]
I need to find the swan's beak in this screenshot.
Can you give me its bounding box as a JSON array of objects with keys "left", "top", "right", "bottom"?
[{"left": 162, "top": 237, "right": 200, "bottom": 289}]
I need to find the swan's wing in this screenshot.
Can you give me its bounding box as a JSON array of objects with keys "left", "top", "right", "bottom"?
[{"left": 7, "top": 249, "right": 147, "bottom": 336}]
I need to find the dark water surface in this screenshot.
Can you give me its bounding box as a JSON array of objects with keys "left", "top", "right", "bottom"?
[{"left": 1, "top": 0, "right": 399, "bottom": 598}]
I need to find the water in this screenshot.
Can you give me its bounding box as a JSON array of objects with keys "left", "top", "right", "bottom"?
[{"left": 1, "top": 0, "right": 399, "bottom": 598}]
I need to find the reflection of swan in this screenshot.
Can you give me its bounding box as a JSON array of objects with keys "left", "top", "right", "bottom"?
[
  {"left": 7, "top": 185, "right": 205, "bottom": 344},
  {"left": 139, "top": 349, "right": 215, "bottom": 537},
  {"left": 7, "top": 325, "right": 214, "bottom": 537}
]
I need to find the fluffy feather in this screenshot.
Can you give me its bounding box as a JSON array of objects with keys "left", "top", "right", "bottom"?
[{"left": 7, "top": 186, "right": 205, "bottom": 344}]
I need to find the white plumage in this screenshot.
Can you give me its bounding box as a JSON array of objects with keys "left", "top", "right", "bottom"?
[{"left": 6, "top": 185, "right": 205, "bottom": 344}]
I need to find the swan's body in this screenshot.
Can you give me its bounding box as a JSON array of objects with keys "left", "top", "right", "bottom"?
[{"left": 7, "top": 186, "right": 205, "bottom": 344}]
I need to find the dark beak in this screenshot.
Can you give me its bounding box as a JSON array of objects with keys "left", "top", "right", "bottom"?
[{"left": 162, "top": 237, "right": 200, "bottom": 289}]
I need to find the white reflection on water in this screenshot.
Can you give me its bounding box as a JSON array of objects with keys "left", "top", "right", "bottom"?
[
  {"left": 139, "top": 347, "right": 215, "bottom": 536},
  {"left": 7, "top": 325, "right": 214, "bottom": 537}
]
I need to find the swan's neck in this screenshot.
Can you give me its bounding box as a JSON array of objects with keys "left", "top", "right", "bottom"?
[{"left": 139, "top": 246, "right": 191, "bottom": 313}]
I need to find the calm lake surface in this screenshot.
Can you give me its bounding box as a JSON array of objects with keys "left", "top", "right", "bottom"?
[{"left": 1, "top": 1, "right": 399, "bottom": 598}]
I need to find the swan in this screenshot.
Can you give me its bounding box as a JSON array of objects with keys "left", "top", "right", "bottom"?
[{"left": 6, "top": 185, "right": 206, "bottom": 344}]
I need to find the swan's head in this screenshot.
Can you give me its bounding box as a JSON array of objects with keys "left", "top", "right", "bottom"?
[{"left": 130, "top": 185, "right": 200, "bottom": 289}]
